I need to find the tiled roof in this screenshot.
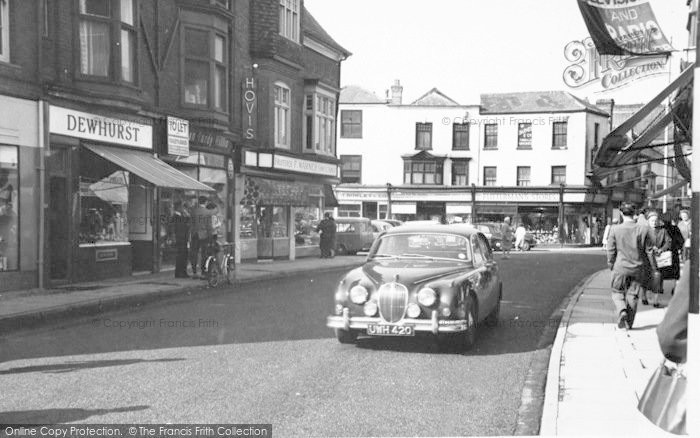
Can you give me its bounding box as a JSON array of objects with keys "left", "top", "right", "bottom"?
[
  {"left": 340, "top": 86, "right": 385, "bottom": 104},
  {"left": 480, "top": 91, "right": 609, "bottom": 116},
  {"left": 410, "top": 88, "right": 460, "bottom": 106},
  {"left": 302, "top": 7, "right": 351, "bottom": 57}
]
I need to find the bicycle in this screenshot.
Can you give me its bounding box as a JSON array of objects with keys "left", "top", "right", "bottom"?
[{"left": 203, "top": 239, "right": 235, "bottom": 287}]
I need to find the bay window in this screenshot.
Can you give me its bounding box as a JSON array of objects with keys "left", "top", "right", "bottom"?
[
  {"left": 404, "top": 159, "right": 443, "bottom": 185},
  {"left": 304, "top": 88, "right": 336, "bottom": 155},
  {"left": 183, "top": 26, "right": 228, "bottom": 111},
  {"left": 275, "top": 82, "right": 291, "bottom": 148},
  {"left": 279, "top": 0, "right": 300, "bottom": 42}
]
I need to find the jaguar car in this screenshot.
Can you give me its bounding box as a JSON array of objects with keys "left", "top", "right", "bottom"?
[{"left": 326, "top": 224, "right": 502, "bottom": 350}]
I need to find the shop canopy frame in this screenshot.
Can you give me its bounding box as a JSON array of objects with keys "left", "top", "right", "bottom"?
[
  {"left": 592, "top": 63, "right": 694, "bottom": 184},
  {"left": 85, "top": 144, "right": 215, "bottom": 192}
]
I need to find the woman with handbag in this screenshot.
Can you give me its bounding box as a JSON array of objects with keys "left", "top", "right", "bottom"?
[
  {"left": 661, "top": 213, "right": 684, "bottom": 293},
  {"left": 646, "top": 211, "right": 671, "bottom": 307}
]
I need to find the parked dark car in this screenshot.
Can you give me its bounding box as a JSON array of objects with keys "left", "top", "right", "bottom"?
[
  {"left": 326, "top": 224, "right": 502, "bottom": 350},
  {"left": 334, "top": 217, "right": 375, "bottom": 255}
]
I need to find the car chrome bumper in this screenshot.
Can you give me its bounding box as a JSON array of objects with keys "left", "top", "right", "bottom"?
[{"left": 326, "top": 308, "right": 468, "bottom": 335}]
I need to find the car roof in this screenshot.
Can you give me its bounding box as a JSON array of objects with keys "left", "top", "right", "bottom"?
[
  {"left": 335, "top": 217, "right": 370, "bottom": 223},
  {"left": 384, "top": 223, "right": 480, "bottom": 237}
]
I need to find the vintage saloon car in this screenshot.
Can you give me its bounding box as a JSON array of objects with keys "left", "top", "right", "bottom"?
[{"left": 326, "top": 224, "right": 502, "bottom": 350}]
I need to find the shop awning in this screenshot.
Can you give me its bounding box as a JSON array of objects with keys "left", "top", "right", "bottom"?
[
  {"left": 324, "top": 184, "right": 339, "bottom": 208},
  {"left": 85, "top": 144, "right": 215, "bottom": 192},
  {"left": 592, "top": 64, "right": 694, "bottom": 180}
]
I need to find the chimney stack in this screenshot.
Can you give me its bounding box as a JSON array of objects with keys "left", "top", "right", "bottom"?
[
  {"left": 595, "top": 98, "right": 615, "bottom": 130},
  {"left": 390, "top": 79, "right": 403, "bottom": 105}
]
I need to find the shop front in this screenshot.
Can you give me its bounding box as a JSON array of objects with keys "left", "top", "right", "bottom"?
[
  {"left": 47, "top": 106, "right": 213, "bottom": 284},
  {"left": 0, "top": 96, "right": 41, "bottom": 292},
  {"left": 159, "top": 120, "right": 234, "bottom": 271},
  {"left": 237, "top": 150, "right": 339, "bottom": 262}
]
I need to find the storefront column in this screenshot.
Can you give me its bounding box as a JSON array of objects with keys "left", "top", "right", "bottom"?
[
  {"left": 288, "top": 205, "right": 295, "bottom": 261},
  {"left": 233, "top": 174, "right": 244, "bottom": 265},
  {"left": 558, "top": 184, "right": 565, "bottom": 246}
]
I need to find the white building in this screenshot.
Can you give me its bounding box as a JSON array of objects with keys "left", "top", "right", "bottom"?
[{"left": 335, "top": 81, "right": 642, "bottom": 244}]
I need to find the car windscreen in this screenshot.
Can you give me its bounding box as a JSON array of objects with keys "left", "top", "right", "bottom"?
[{"left": 369, "top": 233, "right": 472, "bottom": 262}]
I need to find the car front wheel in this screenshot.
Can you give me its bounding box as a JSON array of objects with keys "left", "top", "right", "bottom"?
[
  {"left": 335, "top": 328, "right": 358, "bottom": 344},
  {"left": 521, "top": 241, "right": 531, "bottom": 251},
  {"left": 457, "top": 295, "right": 478, "bottom": 351}
]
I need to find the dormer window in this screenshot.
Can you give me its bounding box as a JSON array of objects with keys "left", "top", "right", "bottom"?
[{"left": 279, "top": 0, "right": 300, "bottom": 42}]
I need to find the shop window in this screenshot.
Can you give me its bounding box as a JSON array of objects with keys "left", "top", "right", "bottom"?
[
  {"left": 0, "top": 146, "right": 18, "bottom": 271},
  {"left": 452, "top": 123, "right": 469, "bottom": 150},
  {"left": 518, "top": 123, "right": 532, "bottom": 149},
  {"left": 340, "top": 110, "right": 362, "bottom": 138},
  {"left": 240, "top": 205, "right": 257, "bottom": 239},
  {"left": 279, "top": 0, "right": 300, "bottom": 42},
  {"left": 452, "top": 160, "right": 469, "bottom": 186},
  {"left": 340, "top": 155, "right": 361, "bottom": 184},
  {"left": 295, "top": 207, "right": 320, "bottom": 247},
  {"left": 517, "top": 166, "right": 531, "bottom": 187},
  {"left": 259, "top": 206, "right": 288, "bottom": 238},
  {"left": 552, "top": 121, "right": 568, "bottom": 149},
  {"left": 78, "top": 150, "right": 130, "bottom": 245},
  {"left": 338, "top": 204, "right": 361, "bottom": 218},
  {"left": 78, "top": 0, "right": 136, "bottom": 82},
  {"left": 198, "top": 167, "right": 227, "bottom": 237},
  {"left": 404, "top": 159, "right": 443, "bottom": 185},
  {"left": 483, "top": 166, "right": 497, "bottom": 186},
  {"left": 304, "top": 89, "right": 336, "bottom": 155},
  {"left": 378, "top": 204, "right": 388, "bottom": 220},
  {"left": 274, "top": 82, "right": 291, "bottom": 148},
  {"left": 182, "top": 26, "right": 227, "bottom": 110},
  {"left": 551, "top": 166, "right": 566, "bottom": 185},
  {"left": 484, "top": 124, "right": 498, "bottom": 149},
  {"left": 415, "top": 123, "right": 432, "bottom": 150}
]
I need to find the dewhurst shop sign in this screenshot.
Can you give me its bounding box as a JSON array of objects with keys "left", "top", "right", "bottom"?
[
  {"left": 563, "top": 36, "right": 669, "bottom": 91},
  {"left": 50, "top": 106, "right": 152, "bottom": 149}
]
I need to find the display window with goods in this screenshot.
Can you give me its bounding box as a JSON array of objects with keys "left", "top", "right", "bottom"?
[
  {"left": 295, "top": 207, "right": 321, "bottom": 247},
  {"left": 0, "top": 145, "right": 18, "bottom": 271}
]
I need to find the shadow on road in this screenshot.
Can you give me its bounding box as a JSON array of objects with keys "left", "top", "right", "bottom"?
[
  {"left": 0, "top": 358, "right": 184, "bottom": 375},
  {"left": 0, "top": 405, "right": 149, "bottom": 424}
]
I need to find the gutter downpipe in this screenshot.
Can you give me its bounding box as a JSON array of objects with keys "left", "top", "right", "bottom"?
[{"left": 37, "top": 100, "right": 46, "bottom": 290}]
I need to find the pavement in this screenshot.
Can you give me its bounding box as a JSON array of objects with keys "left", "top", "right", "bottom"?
[
  {"left": 0, "top": 256, "right": 365, "bottom": 333},
  {"left": 540, "top": 269, "right": 681, "bottom": 437}
]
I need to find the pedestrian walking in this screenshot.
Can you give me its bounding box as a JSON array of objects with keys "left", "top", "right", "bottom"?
[
  {"left": 190, "top": 196, "right": 214, "bottom": 278},
  {"left": 647, "top": 211, "right": 671, "bottom": 307},
  {"left": 661, "top": 213, "right": 684, "bottom": 293},
  {"left": 172, "top": 201, "right": 190, "bottom": 278},
  {"left": 602, "top": 217, "right": 619, "bottom": 251},
  {"left": 677, "top": 209, "right": 691, "bottom": 261},
  {"left": 606, "top": 203, "right": 658, "bottom": 329},
  {"left": 514, "top": 223, "right": 526, "bottom": 251},
  {"left": 500, "top": 216, "right": 513, "bottom": 258},
  {"left": 317, "top": 213, "right": 336, "bottom": 258}
]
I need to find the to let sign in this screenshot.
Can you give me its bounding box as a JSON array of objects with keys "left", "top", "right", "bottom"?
[
  {"left": 242, "top": 78, "right": 257, "bottom": 140},
  {"left": 167, "top": 116, "right": 190, "bottom": 156},
  {"left": 49, "top": 106, "right": 152, "bottom": 149}
]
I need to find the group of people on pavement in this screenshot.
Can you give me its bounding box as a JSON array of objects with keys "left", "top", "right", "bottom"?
[
  {"left": 605, "top": 203, "right": 691, "bottom": 333},
  {"left": 171, "top": 196, "right": 220, "bottom": 279},
  {"left": 498, "top": 216, "right": 528, "bottom": 258}
]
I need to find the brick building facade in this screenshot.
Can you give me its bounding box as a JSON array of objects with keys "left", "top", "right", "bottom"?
[{"left": 0, "top": 0, "right": 348, "bottom": 291}]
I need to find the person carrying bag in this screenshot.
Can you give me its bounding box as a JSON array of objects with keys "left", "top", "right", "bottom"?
[{"left": 637, "top": 260, "right": 690, "bottom": 434}]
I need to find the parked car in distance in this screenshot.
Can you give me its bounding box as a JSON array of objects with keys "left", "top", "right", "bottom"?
[
  {"left": 334, "top": 217, "right": 375, "bottom": 255},
  {"left": 327, "top": 223, "right": 503, "bottom": 350},
  {"left": 370, "top": 220, "right": 393, "bottom": 241},
  {"left": 382, "top": 219, "right": 404, "bottom": 227}
]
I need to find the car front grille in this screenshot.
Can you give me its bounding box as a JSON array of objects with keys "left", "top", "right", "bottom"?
[{"left": 378, "top": 282, "right": 408, "bottom": 323}]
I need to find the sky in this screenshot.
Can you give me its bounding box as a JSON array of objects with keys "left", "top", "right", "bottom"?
[{"left": 304, "top": 0, "right": 690, "bottom": 105}]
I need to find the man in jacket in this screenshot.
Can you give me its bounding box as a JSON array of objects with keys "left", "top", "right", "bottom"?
[
  {"left": 317, "top": 213, "right": 336, "bottom": 258},
  {"left": 607, "top": 203, "right": 658, "bottom": 329},
  {"left": 190, "top": 196, "right": 214, "bottom": 277}
]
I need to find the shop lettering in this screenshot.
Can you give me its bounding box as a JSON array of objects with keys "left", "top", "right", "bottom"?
[
  {"left": 189, "top": 131, "right": 230, "bottom": 150},
  {"left": 584, "top": 0, "right": 640, "bottom": 6},
  {"left": 563, "top": 36, "right": 668, "bottom": 91},
  {"left": 273, "top": 155, "right": 337, "bottom": 176},
  {"left": 243, "top": 78, "right": 257, "bottom": 140},
  {"left": 168, "top": 118, "right": 188, "bottom": 135},
  {"left": 66, "top": 115, "right": 140, "bottom": 142}
]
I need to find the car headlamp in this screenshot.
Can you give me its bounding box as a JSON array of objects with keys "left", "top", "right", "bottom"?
[
  {"left": 417, "top": 287, "right": 438, "bottom": 307},
  {"left": 350, "top": 285, "right": 369, "bottom": 304},
  {"left": 364, "top": 301, "right": 378, "bottom": 316},
  {"left": 406, "top": 303, "right": 421, "bottom": 318}
]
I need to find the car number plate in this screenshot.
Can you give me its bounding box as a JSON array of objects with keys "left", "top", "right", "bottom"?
[{"left": 366, "top": 324, "right": 415, "bottom": 336}]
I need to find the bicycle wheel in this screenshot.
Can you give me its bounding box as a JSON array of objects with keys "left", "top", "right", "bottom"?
[
  {"left": 206, "top": 257, "right": 220, "bottom": 287},
  {"left": 225, "top": 255, "right": 236, "bottom": 285}
]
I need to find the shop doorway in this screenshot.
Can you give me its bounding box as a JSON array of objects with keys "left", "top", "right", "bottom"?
[
  {"left": 362, "top": 202, "right": 377, "bottom": 219},
  {"left": 416, "top": 201, "right": 446, "bottom": 221},
  {"left": 257, "top": 205, "right": 274, "bottom": 259},
  {"left": 48, "top": 176, "right": 70, "bottom": 282}
]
